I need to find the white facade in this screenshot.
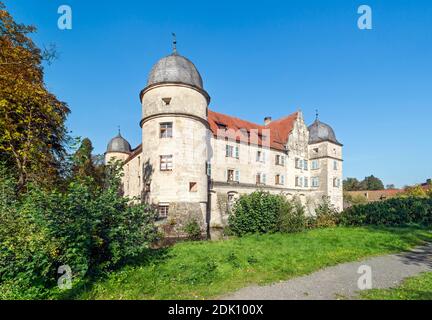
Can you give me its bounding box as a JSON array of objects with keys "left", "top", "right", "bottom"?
[{"left": 105, "top": 51, "right": 343, "bottom": 236}]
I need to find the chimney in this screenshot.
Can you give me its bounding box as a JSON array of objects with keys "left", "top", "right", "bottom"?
[{"left": 264, "top": 116, "right": 272, "bottom": 125}]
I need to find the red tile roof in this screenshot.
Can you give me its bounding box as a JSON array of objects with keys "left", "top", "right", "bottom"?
[
  {"left": 125, "top": 110, "right": 298, "bottom": 163},
  {"left": 208, "top": 109, "right": 298, "bottom": 151}
]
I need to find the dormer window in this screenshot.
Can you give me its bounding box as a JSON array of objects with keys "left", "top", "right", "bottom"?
[
  {"left": 216, "top": 122, "right": 227, "bottom": 130},
  {"left": 162, "top": 97, "right": 172, "bottom": 105}
]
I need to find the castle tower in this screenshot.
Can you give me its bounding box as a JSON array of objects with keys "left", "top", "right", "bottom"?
[
  {"left": 308, "top": 118, "right": 343, "bottom": 211},
  {"left": 104, "top": 131, "right": 132, "bottom": 164},
  {"left": 139, "top": 49, "right": 211, "bottom": 234}
]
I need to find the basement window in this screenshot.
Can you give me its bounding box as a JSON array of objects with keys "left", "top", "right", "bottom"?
[{"left": 158, "top": 205, "right": 169, "bottom": 219}]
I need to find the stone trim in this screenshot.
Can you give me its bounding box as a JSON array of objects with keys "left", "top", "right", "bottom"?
[
  {"left": 140, "top": 113, "right": 210, "bottom": 129},
  {"left": 140, "top": 82, "right": 211, "bottom": 104}
]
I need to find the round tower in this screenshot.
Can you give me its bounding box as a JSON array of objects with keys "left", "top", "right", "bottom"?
[
  {"left": 139, "top": 49, "right": 210, "bottom": 234},
  {"left": 104, "top": 131, "right": 131, "bottom": 164}
]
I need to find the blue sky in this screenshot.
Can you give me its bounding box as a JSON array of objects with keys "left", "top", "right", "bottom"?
[{"left": 4, "top": 0, "right": 432, "bottom": 187}]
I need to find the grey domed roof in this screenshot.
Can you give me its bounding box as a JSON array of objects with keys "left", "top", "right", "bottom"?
[
  {"left": 106, "top": 133, "right": 131, "bottom": 153},
  {"left": 147, "top": 53, "right": 203, "bottom": 89},
  {"left": 308, "top": 119, "right": 341, "bottom": 145}
]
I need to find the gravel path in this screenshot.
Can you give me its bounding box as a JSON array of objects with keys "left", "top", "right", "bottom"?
[{"left": 221, "top": 243, "right": 432, "bottom": 300}]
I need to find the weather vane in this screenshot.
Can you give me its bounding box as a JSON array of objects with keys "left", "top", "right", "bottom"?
[
  {"left": 172, "top": 32, "right": 177, "bottom": 54},
  {"left": 315, "top": 109, "right": 319, "bottom": 121}
]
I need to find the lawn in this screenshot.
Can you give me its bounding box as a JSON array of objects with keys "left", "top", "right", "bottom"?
[
  {"left": 360, "top": 272, "right": 432, "bottom": 300},
  {"left": 65, "top": 226, "right": 432, "bottom": 300}
]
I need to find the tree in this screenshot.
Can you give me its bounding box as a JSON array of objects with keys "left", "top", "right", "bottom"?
[
  {"left": 343, "top": 177, "right": 361, "bottom": 191},
  {"left": 71, "top": 138, "right": 104, "bottom": 188},
  {"left": 359, "top": 175, "right": 384, "bottom": 191},
  {"left": 386, "top": 184, "right": 396, "bottom": 189},
  {"left": 0, "top": 2, "right": 69, "bottom": 191}
]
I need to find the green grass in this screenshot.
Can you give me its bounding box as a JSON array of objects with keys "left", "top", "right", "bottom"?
[
  {"left": 65, "top": 226, "right": 432, "bottom": 300},
  {"left": 360, "top": 272, "right": 432, "bottom": 300}
]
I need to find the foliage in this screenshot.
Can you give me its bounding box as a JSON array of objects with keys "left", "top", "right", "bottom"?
[
  {"left": 359, "top": 175, "right": 385, "bottom": 190},
  {"left": 183, "top": 219, "right": 202, "bottom": 241},
  {"left": 343, "top": 175, "right": 385, "bottom": 191},
  {"left": 0, "top": 2, "right": 70, "bottom": 191},
  {"left": 277, "top": 197, "right": 307, "bottom": 233},
  {"left": 400, "top": 185, "right": 429, "bottom": 198},
  {"left": 339, "top": 197, "right": 432, "bottom": 227},
  {"left": 0, "top": 161, "right": 158, "bottom": 299},
  {"left": 313, "top": 196, "right": 339, "bottom": 228},
  {"left": 228, "top": 191, "right": 286, "bottom": 236},
  {"left": 74, "top": 227, "right": 432, "bottom": 300},
  {"left": 70, "top": 137, "right": 104, "bottom": 189},
  {"left": 343, "top": 177, "right": 361, "bottom": 191},
  {"left": 344, "top": 192, "right": 368, "bottom": 206}
]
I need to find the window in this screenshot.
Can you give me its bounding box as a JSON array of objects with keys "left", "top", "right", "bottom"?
[
  {"left": 295, "top": 158, "right": 302, "bottom": 169},
  {"left": 227, "top": 169, "right": 239, "bottom": 182},
  {"left": 304, "top": 160, "right": 308, "bottom": 171},
  {"left": 333, "top": 178, "right": 341, "bottom": 188},
  {"left": 295, "top": 176, "right": 303, "bottom": 187},
  {"left": 256, "top": 150, "right": 266, "bottom": 163},
  {"left": 227, "top": 193, "right": 236, "bottom": 211},
  {"left": 275, "top": 174, "right": 285, "bottom": 185},
  {"left": 160, "top": 155, "right": 173, "bottom": 171},
  {"left": 275, "top": 155, "right": 285, "bottom": 166},
  {"left": 312, "top": 177, "right": 320, "bottom": 188},
  {"left": 158, "top": 205, "right": 169, "bottom": 219},
  {"left": 304, "top": 177, "right": 309, "bottom": 188},
  {"left": 256, "top": 172, "right": 266, "bottom": 185},
  {"left": 216, "top": 122, "right": 227, "bottom": 130},
  {"left": 226, "top": 145, "right": 238, "bottom": 158},
  {"left": 160, "top": 122, "right": 173, "bottom": 138},
  {"left": 144, "top": 183, "right": 151, "bottom": 192},
  {"left": 333, "top": 160, "right": 338, "bottom": 170},
  {"left": 162, "top": 97, "right": 172, "bottom": 105},
  {"left": 227, "top": 169, "right": 234, "bottom": 182},
  {"left": 311, "top": 159, "right": 319, "bottom": 170},
  {"left": 206, "top": 162, "right": 211, "bottom": 176},
  {"left": 189, "top": 182, "right": 197, "bottom": 192}
]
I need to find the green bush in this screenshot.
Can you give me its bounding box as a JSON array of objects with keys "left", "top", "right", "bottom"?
[
  {"left": 339, "top": 197, "right": 432, "bottom": 227},
  {"left": 183, "top": 219, "right": 202, "bottom": 241},
  {"left": 313, "top": 196, "right": 340, "bottom": 228},
  {"left": 278, "top": 197, "right": 307, "bottom": 233},
  {"left": 228, "top": 191, "right": 285, "bottom": 236},
  {"left": 228, "top": 191, "right": 308, "bottom": 236},
  {"left": 0, "top": 162, "right": 158, "bottom": 299}
]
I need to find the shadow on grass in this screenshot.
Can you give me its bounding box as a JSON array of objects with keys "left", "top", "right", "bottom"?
[
  {"left": 57, "top": 247, "right": 171, "bottom": 300},
  {"left": 360, "top": 225, "right": 432, "bottom": 267}
]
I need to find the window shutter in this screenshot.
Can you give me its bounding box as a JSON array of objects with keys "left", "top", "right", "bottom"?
[
  {"left": 226, "top": 145, "right": 229, "bottom": 157},
  {"left": 235, "top": 146, "right": 239, "bottom": 159}
]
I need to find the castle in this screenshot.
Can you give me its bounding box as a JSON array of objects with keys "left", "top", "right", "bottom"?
[{"left": 105, "top": 48, "right": 343, "bottom": 236}]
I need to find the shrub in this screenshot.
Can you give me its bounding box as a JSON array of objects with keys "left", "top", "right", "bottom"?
[
  {"left": 314, "top": 196, "right": 340, "bottom": 228},
  {"left": 228, "top": 191, "right": 285, "bottom": 236},
  {"left": 339, "top": 197, "right": 432, "bottom": 227},
  {"left": 278, "top": 197, "right": 307, "bottom": 233},
  {"left": 183, "top": 219, "right": 202, "bottom": 241},
  {"left": 0, "top": 161, "right": 158, "bottom": 299}
]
